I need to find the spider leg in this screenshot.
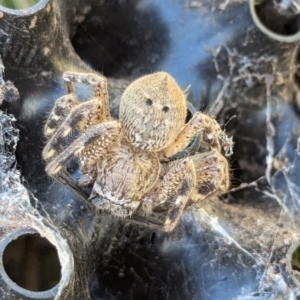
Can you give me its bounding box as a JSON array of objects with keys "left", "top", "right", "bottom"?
[
  {"left": 141, "top": 158, "right": 197, "bottom": 232},
  {"left": 52, "top": 169, "right": 94, "bottom": 213},
  {"left": 162, "top": 112, "right": 233, "bottom": 158},
  {"left": 44, "top": 93, "right": 80, "bottom": 140},
  {"left": 48, "top": 71, "right": 109, "bottom": 135},
  {"left": 45, "top": 121, "right": 121, "bottom": 176},
  {"left": 189, "top": 149, "right": 230, "bottom": 204},
  {"left": 42, "top": 99, "right": 102, "bottom": 160},
  {"left": 132, "top": 150, "right": 229, "bottom": 232},
  {"left": 63, "top": 71, "right": 110, "bottom": 121}
]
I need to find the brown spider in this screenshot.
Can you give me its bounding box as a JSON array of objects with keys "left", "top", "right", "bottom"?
[{"left": 42, "top": 71, "right": 232, "bottom": 232}]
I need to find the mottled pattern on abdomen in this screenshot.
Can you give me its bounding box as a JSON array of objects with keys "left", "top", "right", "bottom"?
[{"left": 93, "top": 138, "right": 160, "bottom": 203}]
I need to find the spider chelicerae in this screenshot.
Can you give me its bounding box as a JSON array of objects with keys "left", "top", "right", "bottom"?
[{"left": 42, "top": 71, "right": 232, "bottom": 232}]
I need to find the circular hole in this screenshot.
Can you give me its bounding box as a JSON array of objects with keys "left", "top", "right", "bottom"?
[
  {"left": 250, "top": 0, "right": 300, "bottom": 42},
  {"left": 2, "top": 233, "right": 61, "bottom": 292},
  {"left": 0, "top": 0, "right": 40, "bottom": 9}
]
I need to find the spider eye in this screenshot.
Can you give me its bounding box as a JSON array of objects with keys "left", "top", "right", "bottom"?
[
  {"left": 146, "top": 99, "right": 153, "bottom": 106},
  {"left": 162, "top": 106, "right": 169, "bottom": 113}
]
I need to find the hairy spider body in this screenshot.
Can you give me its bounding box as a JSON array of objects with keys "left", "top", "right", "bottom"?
[
  {"left": 42, "top": 71, "right": 232, "bottom": 232},
  {"left": 90, "top": 137, "right": 160, "bottom": 216},
  {"left": 120, "top": 73, "right": 186, "bottom": 151}
]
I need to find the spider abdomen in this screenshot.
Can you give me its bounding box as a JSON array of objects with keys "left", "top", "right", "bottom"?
[{"left": 90, "top": 138, "right": 160, "bottom": 216}]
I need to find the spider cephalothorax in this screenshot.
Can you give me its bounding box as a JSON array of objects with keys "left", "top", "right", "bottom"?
[
  {"left": 120, "top": 72, "right": 186, "bottom": 151},
  {"left": 42, "top": 71, "right": 232, "bottom": 232}
]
